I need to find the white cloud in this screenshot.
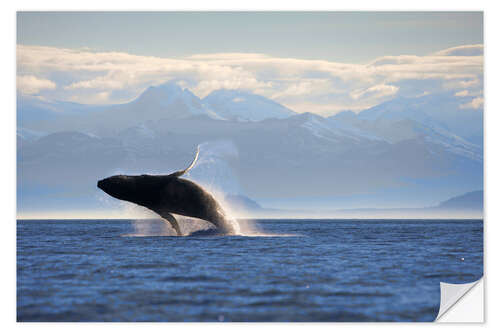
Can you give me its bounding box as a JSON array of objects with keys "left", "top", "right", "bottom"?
[
  {"left": 16, "top": 44, "right": 483, "bottom": 115},
  {"left": 17, "top": 75, "right": 56, "bottom": 95},
  {"left": 434, "top": 44, "right": 483, "bottom": 57},
  {"left": 455, "top": 90, "right": 469, "bottom": 97},
  {"left": 65, "top": 74, "right": 128, "bottom": 90},
  {"left": 460, "top": 97, "right": 484, "bottom": 110},
  {"left": 188, "top": 53, "right": 269, "bottom": 60},
  {"left": 350, "top": 84, "right": 399, "bottom": 100}
]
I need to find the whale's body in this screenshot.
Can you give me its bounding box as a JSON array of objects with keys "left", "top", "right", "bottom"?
[{"left": 97, "top": 149, "right": 236, "bottom": 235}]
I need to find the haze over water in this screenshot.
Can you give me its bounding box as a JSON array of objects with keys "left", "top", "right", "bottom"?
[{"left": 17, "top": 219, "right": 483, "bottom": 322}]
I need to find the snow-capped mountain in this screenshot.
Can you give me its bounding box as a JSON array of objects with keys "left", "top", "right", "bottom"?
[
  {"left": 203, "top": 89, "right": 296, "bottom": 121},
  {"left": 355, "top": 93, "right": 483, "bottom": 145},
  {"left": 122, "top": 81, "right": 217, "bottom": 119},
  {"left": 328, "top": 93, "right": 483, "bottom": 162},
  {"left": 17, "top": 81, "right": 222, "bottom": 135},
  {"left": 17, "top": 82, "right": 483, "bottom": 214}
]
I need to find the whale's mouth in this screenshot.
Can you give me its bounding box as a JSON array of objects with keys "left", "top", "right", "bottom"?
[
  {"left": 97, "top": 178, "right": 111, "bottom": 194},
  {"left": 97, "top": 176, "right": 125, "bottom": 200}
]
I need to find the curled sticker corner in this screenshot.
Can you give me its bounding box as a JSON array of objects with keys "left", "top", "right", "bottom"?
[{"left": 435, "top": 277, "right": 483, "bottom": 322}]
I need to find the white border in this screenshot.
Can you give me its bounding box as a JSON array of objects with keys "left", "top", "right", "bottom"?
[{"left": 3, "top": 1, "right": 498, "bottom": 332}]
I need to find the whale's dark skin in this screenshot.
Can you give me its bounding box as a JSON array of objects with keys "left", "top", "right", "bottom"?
[{"left": 97, "top": 150, "right": 236, "bottom": 236}]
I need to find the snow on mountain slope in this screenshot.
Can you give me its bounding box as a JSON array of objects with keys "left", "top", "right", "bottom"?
[
  {"left": 203, "top": 89, "right": 296, "bottom": 121},
  {"left": 118, "top": 81, "right": 214, "bottom": 119},
  {"left": 295, "top": 112, "right": 383, "bottom": 144},
  {"left": 17, "top": 82, "right": 482, "bottom": 163},
  {"left": 329, "top": 94, "right": 483, "bottom": 161},
  {"left": 17, "top": 127, "right": 46, "bottom": 142},
  {"left": 357, "top": 93, "right": 483, "bottom": 143}
]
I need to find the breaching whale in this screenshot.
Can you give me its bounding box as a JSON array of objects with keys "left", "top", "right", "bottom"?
[{"left": 97, "top": 148, "right": 236, "bottom": 236}]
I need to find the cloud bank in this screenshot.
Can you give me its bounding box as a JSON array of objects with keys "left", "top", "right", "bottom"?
[
  {"left": 17, "top": 75, "right": 56, "bottom": 95},
  {"left": 17, "top": 44, "right": 483, "bottom": 115}
]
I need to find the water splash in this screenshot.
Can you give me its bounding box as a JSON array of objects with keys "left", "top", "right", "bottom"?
[
  {"left": 120, "top": 140, "right": 296, "bottom": 237},
  {"left": 196, "top": 185, "right": 298, "bottom": 237},
  {"left": 120, "top": 189, "right": 291, "bottom": 237},
  {"left": 187, "top": 140, "right": 241, "bottom": 195},
  {"left": 123, "top": 217, "right": 217, "bottom": 237}
]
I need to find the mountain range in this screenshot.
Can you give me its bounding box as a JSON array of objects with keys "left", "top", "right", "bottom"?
[
  {"left": 229, "top": 190, "right": 484, "bottom": 219},
  {"left": 17, "top": 81, "right": 483, "bottom": 217}
]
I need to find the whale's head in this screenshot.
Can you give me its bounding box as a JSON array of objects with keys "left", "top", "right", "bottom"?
[
  {"left": 97, "top": 174, "right": 165, "bottom": 207},
  {"left": 97, "top": 175, "right": 146, "bottom": 204}
]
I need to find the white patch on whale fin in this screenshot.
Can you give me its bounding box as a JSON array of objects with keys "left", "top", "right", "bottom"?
[{"left": 170, "top": 146, "right": 200, "bottom": 177}]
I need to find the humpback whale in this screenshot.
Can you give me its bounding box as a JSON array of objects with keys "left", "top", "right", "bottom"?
[{"left": 97, "top": 148, "right": 236, "bottom": 236}]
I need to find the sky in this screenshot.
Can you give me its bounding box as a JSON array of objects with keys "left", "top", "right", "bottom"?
[
  {"left": 17, "top": 12, "right": 483, "bottom": 62},
  {"left": 17, "top": 12, "right": 484, "bottom": 114}
]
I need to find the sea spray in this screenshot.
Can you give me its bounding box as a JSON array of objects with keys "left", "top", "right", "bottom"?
[
  {"left": 116, "top": 189, "right": 237, "bottom": 237},
  {"left": 186, "top": 140, "right": 253, "bottom": 235},
  {"left": 187, "top": 140, "right": 241, "bottom": 195},
  {"left": 114, "top": 140, "right": 268, "bottom": 236},
  {"left": 118, "top": 202, "right": 169, "bottom": 236}
]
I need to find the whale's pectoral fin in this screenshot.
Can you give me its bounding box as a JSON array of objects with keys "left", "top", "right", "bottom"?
[{"left": 161, "top": 212, "right": 182, "bottom": 236}]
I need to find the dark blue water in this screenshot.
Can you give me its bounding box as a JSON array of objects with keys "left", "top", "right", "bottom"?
[{"left": 17, "top": 219, "right": 483, "bottom": 322}]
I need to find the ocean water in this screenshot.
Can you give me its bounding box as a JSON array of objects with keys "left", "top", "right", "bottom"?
[{"left": 17, "top": 219, "right": 483, "bottom": 322}]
